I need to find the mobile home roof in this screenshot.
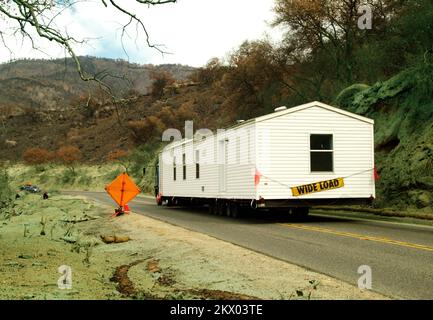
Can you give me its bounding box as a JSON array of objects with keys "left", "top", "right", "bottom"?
[
  {"left": 162, "top": 101, "right": 374, "bottom": 151},
  {"left": 255, "top": 101, "right": 374, "bottom": 125}
]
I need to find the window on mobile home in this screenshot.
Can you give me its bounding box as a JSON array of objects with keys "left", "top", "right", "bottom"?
[
  {"left": 195, "top": 150, "right": 200, "bottom": 179},
  {"left": 310, "top": 134, "right": 333, "bottom": 172},
  {"left": 173, "top": 157, "right": 177, "bottom": 181},
  {"left": 183, "top": 153, "right": 186, "bottom": 180}
]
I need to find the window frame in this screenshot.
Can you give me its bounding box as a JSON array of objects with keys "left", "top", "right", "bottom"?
[{"left": 309, "top": 134, "right": 334, "bottom": 173}]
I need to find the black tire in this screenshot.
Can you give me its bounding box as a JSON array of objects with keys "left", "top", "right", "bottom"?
[
  {"left": 217, "top": 202, "right": 226, "bottom": 216},
  {"left": 208, "top": 204, "right": 216, "bottom": 215},
  {"left": 269, "top": 208, "right": 287, "bottom": 221},
  {"left": 225, "top": 203, "right": 232, "bottom": 217},
  {"left": 239, "top": 206, "right": 252, "bottom": 217},
  {"left": 293, "top": 207, "right": 310, "bottom": 218},
  {"left": 230, "top": 203, "right": 239, "bottom": 219}
]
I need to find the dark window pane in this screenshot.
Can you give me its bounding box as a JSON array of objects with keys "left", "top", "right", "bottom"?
[
  {"left": 311, "top": 135, "right": 333, "bottom": 150},
  {"left": 182, "top": 153, "right": 186, "bottom": 180},
  {"left": 311, "top": 152, "right": 333, "bottom": 172},
  {"left": 196, "top": 163, "right": 200, "bottom": 179},
  {"left": 173, "top": 157, "right": 176, "bottom": 181}
]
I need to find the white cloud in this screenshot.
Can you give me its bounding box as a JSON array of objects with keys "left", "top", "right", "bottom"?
[{"left": 0, "top": 0, "right": 282, "bottom": 67}]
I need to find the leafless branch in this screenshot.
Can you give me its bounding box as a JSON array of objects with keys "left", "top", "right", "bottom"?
[
  {"left": 0, "top": 0, "right": 177, "bottom": 93},
  {"left": 0, "top": 0, "right": 177, "bottom": 126}
]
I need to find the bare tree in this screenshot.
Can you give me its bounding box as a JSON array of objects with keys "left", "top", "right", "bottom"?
[{"left": 0, "top": 0, "right": 177, "bottom": 100}]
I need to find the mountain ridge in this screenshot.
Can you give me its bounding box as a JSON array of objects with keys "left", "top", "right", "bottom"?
[{"left": 0, "top": 56, "right": 195, "bottom": 112}]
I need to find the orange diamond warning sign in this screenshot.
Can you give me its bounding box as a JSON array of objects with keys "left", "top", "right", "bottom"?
[{"left": 105, "top": 173, "right": 141, "bottom": 207}]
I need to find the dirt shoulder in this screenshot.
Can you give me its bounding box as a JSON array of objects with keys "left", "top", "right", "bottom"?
[{"left": 0, "top": 193, "right": 388, "bottom": 300}]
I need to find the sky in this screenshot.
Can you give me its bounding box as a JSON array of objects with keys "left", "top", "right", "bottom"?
[{"left": 0, "top": 0, "right": 283, "bottom": 67}]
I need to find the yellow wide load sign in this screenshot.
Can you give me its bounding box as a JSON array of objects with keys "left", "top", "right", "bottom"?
[{"left": 291, "top": 178, "right": 345, "bottom": 197}]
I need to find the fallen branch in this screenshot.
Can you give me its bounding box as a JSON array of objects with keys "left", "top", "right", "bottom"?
[
  {"left": 61, "top": 236, "right": 77, "bottom": 244},
  {"left": 60, "top": 214, "right": 98, "bottom": 223},
  {"left": 100, "top": 235, "right": 131, "bottom": 244}
]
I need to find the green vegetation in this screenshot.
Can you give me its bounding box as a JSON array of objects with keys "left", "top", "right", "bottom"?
[
  {"left": 0, "top": 166, "right": 14, "bottom": 215},
  {"left": 8, "top": 165, "right": 123, "bottom": 193},
  {"left": 7, "top": 144, "right": 161, "bottom": 195},
  {"left": 334, "top": 84, "right": 371, "bottom": 110},
  {"left": 335, "top": 61, "right": 433, "bottom": 210}
]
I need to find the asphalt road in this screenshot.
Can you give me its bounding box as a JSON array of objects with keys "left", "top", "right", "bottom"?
[{"left": 66, "top": 191, "right": 433, "bottom": 300}]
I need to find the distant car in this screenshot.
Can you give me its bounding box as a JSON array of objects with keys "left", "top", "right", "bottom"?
[{"left": 19, "top": 185, "right": 40, "bottom": 193}]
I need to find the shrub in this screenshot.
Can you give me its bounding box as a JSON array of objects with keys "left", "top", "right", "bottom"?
[
  {"left": 56, "top": 146, "right": 82, "bottom": 173},
  {"left": 22, "top": 148, "right": 54, "bottom": 166},
  {"left": 107, "top": 149, "right": 131, "bottom": 172},
  {"left": 77, "top": 174, "right": 92, "bottom": 187},
  {"left": 107, "top": 168, "right": 123, "bottom": 181},
  {"left": 128, "top": 116, "right": 166, "bottom": 143},
  {"left": 149, "top": 70, "right": 175, "bottom": 99},
  {"left": 38, "top": 172, "right": 50, "bottom": 184},
  {"left": 334, "top": 84, "right": 370, "bottom": 110},
  {"left": 61, "top": 169, "right": 77, "bottom": 184},
  {"left": 0, "top": 167, "right": 13, "bottom": 214},
  {"left": 127, "top": 143, "right": 163, "bottom": 193}
]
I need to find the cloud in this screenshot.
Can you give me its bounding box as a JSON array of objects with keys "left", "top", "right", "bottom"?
[{"left": 0, "top": 0, "right": 282, "bottom": 67}]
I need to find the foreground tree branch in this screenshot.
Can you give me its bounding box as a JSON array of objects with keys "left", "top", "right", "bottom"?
[
  {"left": 0, "top": 0, "right": 176, "bottom": 98},
  {"left": 0, "top": 0, "right": 176, "bottom": 127}
]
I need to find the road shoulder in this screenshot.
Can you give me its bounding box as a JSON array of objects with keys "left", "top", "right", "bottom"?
[{"left": 0, "top": 193, "right": 389, "bottom": 299}]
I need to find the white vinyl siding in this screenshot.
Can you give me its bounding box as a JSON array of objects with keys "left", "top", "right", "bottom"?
[
  {"left": 160, "top": 123, "right": 257, "bottom": 199},
  {"left": 159, "top": 102, "right": 375, "bottom": 201},
  {"left": 255, "top": 106, "right": 375, "bottom": 200}
]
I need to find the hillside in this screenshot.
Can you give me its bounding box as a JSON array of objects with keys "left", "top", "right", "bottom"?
[
  {"left": 335, "top": 63, "right": 433, "bottom": 210},
  {"left": 0, "top": 69, "right": 218, "bottom": 163},
  {"left": 1, "top": 60, "right": 432, "bottom": 212},
  {"left": 0, "top": 57, "right": 195, "bottom": 113},
  {"left": 0, "top": 54, "right": 433, "bottom": 208}
]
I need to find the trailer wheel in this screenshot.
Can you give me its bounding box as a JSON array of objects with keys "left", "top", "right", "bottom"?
[
  {"left": 239, "top": 206, "right": 252, "bottom": 217},
  {"left": 217, "top": 202, "right": 226, "bottom": 216},
  {"left": 208, "top": 204, "right": 216, "bottom": 215},
  {"left": 229, "top": 203, "right": 239, "bottom": 219},
  {"left": 293, "top": 207, "right": 310, "bottom": 218},
  {"left": 225, "top": 204, "right": 232, "bottom": 217}
]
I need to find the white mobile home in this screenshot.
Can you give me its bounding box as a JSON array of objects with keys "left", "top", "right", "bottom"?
[{"left": 155, "top": 101, "right": 375, "bottom": 217}]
